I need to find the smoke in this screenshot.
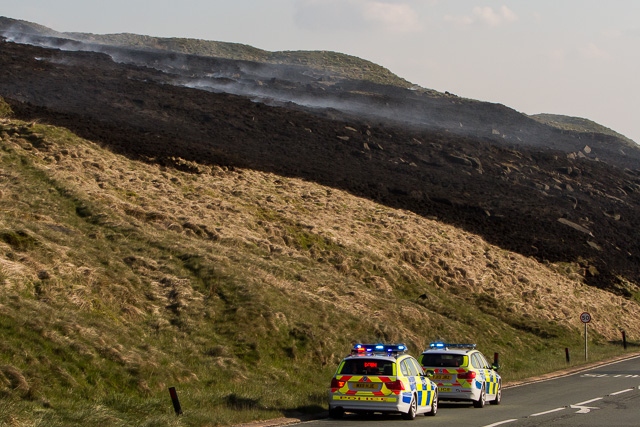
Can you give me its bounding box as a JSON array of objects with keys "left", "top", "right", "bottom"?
[
  {"left": 180, "top": 76, "right": 369, "bottom": 115},
  {"left": 0, "top": 29, "right": 467, "bottom": 135},
  {"left": 3, "top": 31, "right": 413, "bottom": 125},
  {"left": 2, "top": 30, "right": 88, "bottom": 52},
  {"left": 4, "top": 26, "right": 637, "bottom": 162}
]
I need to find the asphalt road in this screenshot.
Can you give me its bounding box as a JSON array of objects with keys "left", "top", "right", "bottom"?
[{"left": 299, "top": 355, "right": 640, "bottom": 427}]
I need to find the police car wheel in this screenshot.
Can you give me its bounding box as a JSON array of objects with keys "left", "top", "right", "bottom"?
[
  {"left": 473, "top": 385, "right": 486, "bottom": 408},
  {"left": 329, "top": 407, "right": 344, "bottom": 419},
  {"left": 491, "top": 385, "right": 502, "bottom": 405},
  {"left": 401, "top": 395, "right": 417, "bottom": 420},
  {"left": 426, "top": 393, "right": 438, "bottom": 416}
]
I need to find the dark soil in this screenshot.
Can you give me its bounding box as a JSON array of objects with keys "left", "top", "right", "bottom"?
[{"left": 1, "top": 36, "right": 639, "bottom": 294}]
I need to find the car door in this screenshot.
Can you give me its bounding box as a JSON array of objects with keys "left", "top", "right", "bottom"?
[
  {"left": 475, "top": 352, "right": 498, "bottom": 397},
  {"left": 407, "top": 357, "right": 434, "bottom": 408},
  {"left": 470, "top": 353, "right": 487, "bottom": 390}
]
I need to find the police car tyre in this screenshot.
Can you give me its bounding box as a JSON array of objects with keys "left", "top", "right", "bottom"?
[
  {"left": 491, "top": 385, "right": 502, "bottom": 405},
  {"left": 328, "top": 407, "right": 344, "bottom": 419},
  {"left": 426, "top": 392, "right": 438, "bottom": 416},
  {"left": 473, "top": 384, "right": 486, "bottom": 408},
  {"left": 401, "top": 395, "right": 417, "bottom": 420}
]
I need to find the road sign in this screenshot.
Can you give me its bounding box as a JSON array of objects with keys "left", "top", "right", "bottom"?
[{"left": 580, "top": 312, "right": 591, "bottom": 361}]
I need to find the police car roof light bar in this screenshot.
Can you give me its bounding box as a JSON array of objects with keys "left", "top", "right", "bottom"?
[
  {"left": 428, "top": 342, "right": 476, "bottom": 350},
  {"left": 352, "top": 343, "right": 408, "bottom": 355}
]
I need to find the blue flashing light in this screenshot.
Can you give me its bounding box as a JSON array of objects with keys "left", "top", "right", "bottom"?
[
  {"left": 428, "top": 342, "right": 476, "bottom": 351},
  {"left": 351, "top": 343, "right": 408, "bottom": 356}
]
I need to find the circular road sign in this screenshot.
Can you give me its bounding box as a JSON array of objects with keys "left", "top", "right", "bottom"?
[{"left": 580, "top": 312, "right": 592, "bottom": 323}]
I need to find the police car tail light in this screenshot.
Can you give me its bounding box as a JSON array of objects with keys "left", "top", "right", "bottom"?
[
  {"left": 385, "top": 379, "right": 405, "bottom": 391},
  {"left": 331, "top": 378, "right": 346, "bottom": 388},
  {"left": 457, "top": 371, "right": 476, "bottom": 380}
]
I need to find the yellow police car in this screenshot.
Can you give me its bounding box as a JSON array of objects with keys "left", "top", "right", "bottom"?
[
  {"left": 418, "top": 342, "right": 501, "bottom": 408},
  {"left": 328, "top": 343, "right": 438, "bottom": 419}
]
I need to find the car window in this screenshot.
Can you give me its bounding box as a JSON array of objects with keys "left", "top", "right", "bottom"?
[
  {"left": 407, "top": 358, "right": 424, "bottom": 375},
  {"left": 470, "top": 354, "right": 480, "bottom": 369},
  {"left": 399, "top": 360, "right": 410, "bottom": 376},
  {"left": 403, "top": 358, "right": 419, "bottom": 376},
  {"left": 421, "top": 353, "right": 464, "bottom": 367},
  {"left": 473, "top": 353, "right": 489, "bottom": 369},
  {"left": 339, "top": 359, "right": 394, "bottom": 375},
  {"left": 479, "top": 353, "right": 491, "bottom": 368},
  {"left": 472, "top": 353, "right": 489, "bottom": 369}
]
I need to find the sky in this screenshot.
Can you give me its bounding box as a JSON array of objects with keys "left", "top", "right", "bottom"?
[{"left": 2, "top": 0, "right": 639, "bottom": 143}]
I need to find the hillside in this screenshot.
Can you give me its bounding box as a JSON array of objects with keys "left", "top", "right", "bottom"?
[
  {"left": 2, "top": 32, "right": 640, "bottom": 293},
  {"left": 531, "top": 113, "right": 638, "bottom": 150},
  {"left": 1, "top": 111, "right": 639, "bottom": 426},
  {"left": 0, "top": 16, "right": 412, "bottom": 88},
  {"left": 0, "top": 16, "right": 640, "bottom": 426}
]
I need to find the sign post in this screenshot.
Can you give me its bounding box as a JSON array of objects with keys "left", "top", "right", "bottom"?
[{"left": 580, "top": 312, "right": 591, "bottom": 361}]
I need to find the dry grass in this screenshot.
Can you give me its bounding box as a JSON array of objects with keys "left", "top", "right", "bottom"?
[{"left": 1, "top": 115, "right": 639, "bottom": 425}]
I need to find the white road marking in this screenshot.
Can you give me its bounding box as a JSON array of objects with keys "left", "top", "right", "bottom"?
[
  {"left": 574, "top": 397, "right": 602, "bottom": 406},
  {"left": 570, "top": 397, "right": 602, "bottom": 414},
  {"left": 581, "top": 373, "right": 639, "bottom": 378},
  {"left": 610, "top": 388, "right": 634, "bottom": 396},
  {"left": 483, "top": 419, "right": 518, "bottom": 427},
  {"left": 570, "top": 404, "right": 600, "bottom": 414},
  {"left": 530, "top": 407, "right": 565, "bottom": 417}
]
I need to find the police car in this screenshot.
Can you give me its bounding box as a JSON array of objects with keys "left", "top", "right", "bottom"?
[
  {"left": 328, "top": 343, "right": 438, "bottom": 419},
  {"left": 418, "top": 342, "right": 501, "bottom": 408}
]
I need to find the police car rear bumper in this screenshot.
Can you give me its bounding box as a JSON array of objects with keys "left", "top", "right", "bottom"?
[
  {"left": 329, "top": 394, "right": 410, "bottom": 414},
  {"left": 436, "top": 388, "right": 479, "bottom": 402}
]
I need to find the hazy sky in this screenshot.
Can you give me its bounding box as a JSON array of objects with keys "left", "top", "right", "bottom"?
[{"left": 2, "top": 0, "right": 639, "bottom": 143}]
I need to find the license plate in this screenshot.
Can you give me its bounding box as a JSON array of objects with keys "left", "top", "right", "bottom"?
[
  {"left": 336, "top": 396, "right": 396, "bottom": 402},
  {"left": 433, "top": 375, "right": 452, "bottom": 381},
  {"left": 353, "top": 383, "right": 378, "bottom": 389},
  {"left": 438, "top": 387, "right": 452, "bottom": 392}
]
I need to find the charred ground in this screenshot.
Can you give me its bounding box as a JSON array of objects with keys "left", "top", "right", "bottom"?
[{"left": 1, "top": 30, "right": 639, "bottom": 296}]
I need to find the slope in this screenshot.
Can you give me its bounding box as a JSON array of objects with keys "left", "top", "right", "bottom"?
[
  {"left": 1, "top": 35, "right": 640, "bottom": 296},
  {"left": 1, "top": 109, "right": 639, "bottom": 426},
  {"left": 0, "top": 16, "right": 411, "bottom": 88}
]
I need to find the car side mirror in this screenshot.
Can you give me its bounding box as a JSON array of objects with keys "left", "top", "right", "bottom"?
[
  {"left": 425, "top": 369, "right": 435, "bottom": 378},
  {"left": 491, "top": 363, "right": 500, "bottom": 371}
]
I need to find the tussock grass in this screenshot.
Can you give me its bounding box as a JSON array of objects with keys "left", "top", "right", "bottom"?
[{"left": 0, "top": 114, "right": 639, "bottom": 425}]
